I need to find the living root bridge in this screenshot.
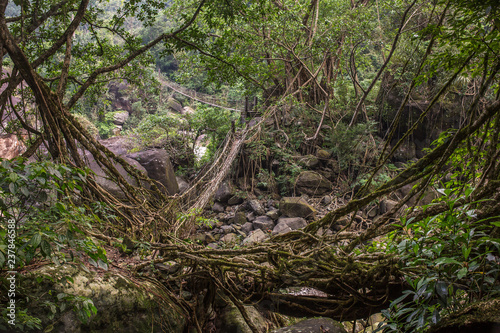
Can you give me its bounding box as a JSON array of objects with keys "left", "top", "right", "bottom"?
[
  {"left": 132, "top": 96, "right": 500, "bottom": 328},
  {"left": 138, "top": 239, "right": 402, "bottom": 321}
]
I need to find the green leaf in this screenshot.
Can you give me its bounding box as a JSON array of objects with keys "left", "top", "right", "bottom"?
[
  {"left": 40, "top": 240, "right": 52, "bottom": 257},
  {"left": 435, "top": 281, "right": 448, "bottom": 301},
  {"left": 20, "top": 186, "right": 30, "bottom": 196},
  {"left": 30, "top": 233, "right": 42, "bottom": 248},
  {"left": 457, "top": 267, "right": 468, "bottom": 279},
  {"left": 55, "top": 202, "right": 66, "bottom": 212},
  {"left": 8, "top": 182, "right": 16, "bottom": 194},
  {"left": 38, "top": 191, "right": 48, "bottom": 202},
  {"left": 0, "top": 251, "right": 5, "bottom": 267},
  {"left": 435, "top": 257, "right": 460, "bottom": 266},
  {"left": 9, "top": 172, "right": 18, "bottom": 182}
]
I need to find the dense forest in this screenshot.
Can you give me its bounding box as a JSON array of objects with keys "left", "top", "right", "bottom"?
[{"left": 0, "top": 0, "right": 499, "bottom": 332}]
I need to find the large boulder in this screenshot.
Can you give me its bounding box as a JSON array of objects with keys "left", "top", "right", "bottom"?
[
  {"left": 100, "top": 136, "right": 139, "bottom": 156},
  {"left": 127, "top": 149, "right": 179, "bottom": 195},
  {"left": 176, "top": 176, "right": 189, "bottom": 194},
  {"left": 242, "top": 229, "right": 269, "bottom": 245},
  {"left": 272, "top": 217, "right": 307, "bottom": 236},
  {"left": 0, "top": 134, "right": 26, "bottom": 159},
  {"left": 295, "top": 171, "right": 332, "bottom": 196},
  {"left": 86, "top": 138, "right": 179, "bottom": 197},
  {"left": 279, "top": 197, "right": 317, "bottom": 219},
  {"left": 252, "top": 216, "right": 275, "bottom": 231},
  {"left": 167, "top": 97, "right": 183, "bottom": 113},
  {"left": 21, "top": 264, "right": 186, "bottom": 333},
  {"left": 272, "top": 318, "right": 347, "bottom": 333},
  {"left": 427, "top": 298, "right": 500, "bottom": 333},
  {"left": 84, "top": 150, "right": 149, "bottom": 200},
  {"left": 215, "top": 181, "right": 234, "bottom": 203},
  {"left": 216, "top": 295, "right": 269, "bottom": 333},
  {"left": 108, "top": 82, "right": 135, "bottom": 112},
  {"left": 247, "top": 199, "right": 265, "bottom": 215},
  {"left": 112, "top": 111, "right": 129, "bottom": 125},
  {"left": 276, "top": 217, "right": 307, "bottom": 230},
  {"left": 181, "top": 106, "right": 195, "bottom": 115}
]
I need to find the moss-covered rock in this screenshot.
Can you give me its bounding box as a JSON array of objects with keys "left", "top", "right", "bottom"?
[
  {"left": 279, "top": 197, "right": 317, "bottom": 219},
  {"left": 272, "top": 318, "right": 347, "bottom": 333},
  {"left": 20, "top": 264, "right": 186, "bottom": 333},
  {"left": 427, "top": 298, "right": 500, "bottom": 333},
  {"left": 295, "top": 171, "right": 332, "bottom": 196},
  {"left": 216, "top": 297, "right": 269, "bottom": 333}
]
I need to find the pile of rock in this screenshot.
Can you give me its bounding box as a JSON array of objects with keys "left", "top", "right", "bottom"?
[{"left": 192, "top": 195, "right": 321, "bottom": 248}]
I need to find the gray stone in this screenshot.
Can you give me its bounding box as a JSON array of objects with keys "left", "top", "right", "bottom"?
[
  {"left": 321, "top": 195, "right": 332, "bottom": 205},
  {"left": 181, "top": 106, "right": 195, "bottom": 115},
  {"left": 112, "top": 111, "right": 129, "bottom": 125},
  {"left": 295, "top": 171, "right": 333, "bottom": 196},
  {"left": 212, "top": 202, "right": 225, "bottom": 213},
  {"left": 246, "top": 211, "right": 256, "bottom": 222},
  {"left": 84, "top": 149, "right": 149, "bottom": 200},
  {"left": 100, "top": 136, "right": 138, "bottom": 156},
  {"left": 272, "top": 223, "right": 293, "bottom": 236},
  {"left": 217, "top": 299, "right": 268, "bottom": 333},
  {"left": 276, "top": 217, "right": 307, "bottom": 230},
  {"left": 205, "top": 233, "right": 216, "bottom": 243},
  {"left": 242, "top": 229, "right": 269, "bottom": 245},
  {"left": 233, "top": 211, "right": 247, "bottom": 225},
  {"left": 272, "top": 318, "right": 347, "bottom": 333},
  {"left": 207, "top": 242, "right": 218, "bottom": 249},
  {"left": 215, "top": 181, "right": 233, "bottom": 203},
  {"left": 127, "top": 149, "right": 179, "bottom": 195},
  {"left": 266, "top": 209, "right": 280, "bottom": 220},
  {"left": 221, "top": 225, "right": 234, "bottom": 234},
  {"left": 247, "top": 199, "right": 265, "bottom": 215},
  {"left": 220, "top": 233, "right": 238, "bottom": 244},
  {"left": 279, "top": 197, "right": 317, "bottom": 219},
  {"left": 241, "top": 222, "right": 254, "bottom": 235},
  {"left": 176, "top": 176, "right": 189, "bottom": 194},
  {"left": 252, "top": 216, "right": 275, "bottom": 231},
  {"left": 227, "top": 195, "right": 244, "bottom": 205},
  {"left": 299, "top": 155, "right": 319, "bottom": 168},
  {"left": 379, "top": 199, "right": 398, "bottom": 214}
]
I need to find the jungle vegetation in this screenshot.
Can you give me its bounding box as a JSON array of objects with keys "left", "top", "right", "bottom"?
[{"left": 0, "top": 0, "right": 500, "bottom": 331}]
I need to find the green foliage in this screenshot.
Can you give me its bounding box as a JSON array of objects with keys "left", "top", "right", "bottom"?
[
  {"left": 0, "top": 159, "right": 109, "bottom": 328},
  {"left": 327, "top": 121, "right": 378, "bottom": 172},
  {"left": 135, "top": 112, "right": 182, "bottom": 146},
  {"left": 377, "top": 187, "right": 500, "bottom": 332},
  {"left": 176, "top": 208, "right": 217, "bottom": 230},
  {"left": 0, "top": 308, "right": 42, "bottom": 331},
  {"left": 189, "top": 103, "right": 239, "bottom": 160}
]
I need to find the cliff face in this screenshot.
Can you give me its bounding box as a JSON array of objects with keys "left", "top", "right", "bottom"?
[
  {"left": 0, "top": 134, "right": 26, "bottom": 159},
  {"left": 375, "top": 72, "right": 468, "bottom": 160}
]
